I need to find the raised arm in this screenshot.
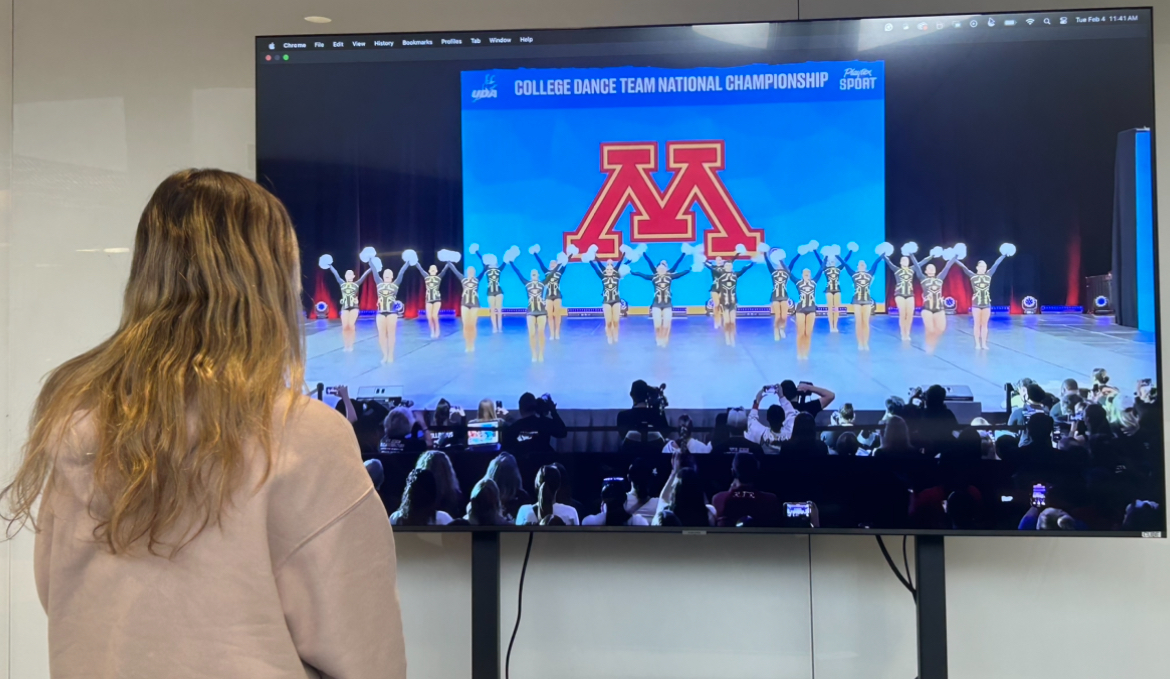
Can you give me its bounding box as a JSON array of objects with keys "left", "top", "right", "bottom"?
[
  {"left": 954, "top": 260, "right": 975, "bottom": 279},
  {"left": 671, "top": 268, "right": 691, "bottom": 280},
  {"left": 909, "top": 254, "right": 926, "bottom": 281},
  {"left": 987, "top": 254, "right": 1007, "bottom": 277},
  {"left": 394, "top": 266, "right": 409, "bottom": 286},
  {"left": 589, "top": 260, "right": 605, "bottom": 278},
  {"left": 442, "top": 262, "right": 462, "bottom": 281},
  {"left": 734, "top": 261, "right": 755, "bottom": 278},
  {"left": 841, "top": 259, "right": 856, "bottom": 275},
  {"left": 356, "top": 266, "right": 374, "bottom": 285},
  {"left": 883, "top": 255, "right": 899, "bottom": 273},
  {"left": 840, "top": 250, "right": 854, "bottom": 266},
  {"left": 938, "top": 258, "right": 957, "bottom": 279},
  {"left": 533, "top": 252, "right": 549, "bottom": 275},
  {"left": 786, "top": 252, "right": 802, "bottom": 272},
  {"left": 411, "top": 262, "right": 428, "bottom": 279},
  {"left": 668, "top": 252, "right": 688, "bottom": 273},
  {"left": 509, "top": 261, "right": 527, "bottom": 284},
  {"left": 327, "top": 265, "right": 345, "bottom": 286}
]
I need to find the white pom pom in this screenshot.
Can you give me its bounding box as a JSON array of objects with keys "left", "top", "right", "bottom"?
[
  {"left": 797, "top": 244, "right": 810, "bottom": 256},
  {"left": 735, "top": 244, "right": 747, "bottom": 255},
  {"left": 627, "top": 246, "right": 644, "bottom": 263},
  {"left": 691, "top": 258, "right": 706, "bottom": 273},
  {"left": 953, "top": 243, "right": 967, "bottom": 260},
  {"left": 1000, "top": 243, "right": 1016, "bottom": 257},
  {"left": 580, "top": 250, "right": 596, "bottom": 263},
  {"left": 618, "top": 264, "right": 631, "bottom": 277},
  {"left": 769, "top": 248, "right": 786, "bottom": 266},
  {"left": 681, "top": 243, "right": 693, "bottom": 255},
  {"left": 693, "top": 244, "right": 705, "bottom": 255},
  {"left": 751, "top": 251, "right": 765, "bottom": 263},
  {"left": 619, "top": 244, "right": 632, "bottom": 255},
  {"left": 876, "top": 242, "right": 894, "bottom": 256},
  {"left": 588, "top": 244, "right": 599, "bottom": 254},
  {"left": 821, "top": 244, "right": 837, "bottom": 257},
  {"left": 438, "top": 249, "right": 461, "bottom": 263},
  {"left": 757, "top": 241, "right": 770, "bottom": 253},
  {"left": 483, "top": 253, "right": 498, "bottom": 268},
  {"left": 359, "top": 246, "right": 377, "bottom": 263},
  {"left": 847, "top": 242, "right": 859, "bottom": 252},
  {"left": 942, "top": 247, "right": 954, "bottom": 261},
  {"left": 930, "top": 246, "right": 943, "bottom": 258},
  {"left": 808, "top": 240, "right": 820, "bottom": 251},
  {"left": 371, "top": 256, "right": 384, "bottom": 273},
  {"left": 469, "top": 243, "right": 480, "bottom": 254},
  {"left": 901, "top": 242, "right": 918, "bottom": 256},
  {"left": 503, "top": 246, "right": 520, "bottom": 263},
  {"left": 318, "top": 254, "right": 334, "bottom": 269},
  {"left": 556, "top": 252, "right": 569, "bottom": 265},
  {"left": 566, "top": 244, "right": 580, "bottom": 256},
  {"left": 529, "top": 244, "right": 541, "bottom": 255}
]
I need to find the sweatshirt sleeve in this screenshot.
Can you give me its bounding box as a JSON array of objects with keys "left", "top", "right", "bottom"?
[{"left": 275, "top": 489, "right": 407, "bottom": 679}]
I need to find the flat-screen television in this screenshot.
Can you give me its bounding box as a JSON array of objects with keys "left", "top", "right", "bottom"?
[{"left": 256, "top": 8, "right": 1162, "bottom": 535}]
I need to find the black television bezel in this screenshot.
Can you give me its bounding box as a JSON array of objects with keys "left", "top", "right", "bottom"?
[{"left": 256, "top": 6, "right": 1162, "bottom": 537}]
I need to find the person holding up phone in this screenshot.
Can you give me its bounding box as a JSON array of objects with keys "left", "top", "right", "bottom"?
[
  {"left": 779, "top": 379, "right": 835, "bottom": 418},
  {"left": 747, "top": 384, "right": 797, "bottom": 453}
]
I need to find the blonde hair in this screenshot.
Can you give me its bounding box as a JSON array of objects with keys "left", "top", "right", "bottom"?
[
  {"left": 3, "top": 169, "right": 305, "bottom": 555},
  {"left": 477, "top": 398, "right": 497, "bottom": 421}
]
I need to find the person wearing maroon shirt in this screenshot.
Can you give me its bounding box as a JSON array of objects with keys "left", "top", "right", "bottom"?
[{"left": 712, "top": 453, "right": 781, "bottom": 527}]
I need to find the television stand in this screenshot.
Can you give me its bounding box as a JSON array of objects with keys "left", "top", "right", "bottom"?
[{"left": 916, "top": 535, "right": 949, "bottom": 679}]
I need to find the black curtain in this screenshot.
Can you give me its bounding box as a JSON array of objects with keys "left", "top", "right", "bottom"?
[{"left": 1112, "top": 129, "right": 1140, "bottom": 328}]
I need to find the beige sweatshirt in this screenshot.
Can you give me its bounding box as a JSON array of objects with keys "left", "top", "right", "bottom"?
[{"left": 34, "top": 397, "right": 407, "bottom": 679}]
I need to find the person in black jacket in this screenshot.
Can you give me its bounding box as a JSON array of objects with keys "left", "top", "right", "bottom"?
[{"left": 504, "top": 392, "right": 567, "bottom": 453}]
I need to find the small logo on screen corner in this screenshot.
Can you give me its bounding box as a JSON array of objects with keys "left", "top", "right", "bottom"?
[
  {"left": 471, "top": 74, "right": 498, "bottom": 102},
  {"left": 1142, "top": 531, "right": 1163, "bottom": 538}
]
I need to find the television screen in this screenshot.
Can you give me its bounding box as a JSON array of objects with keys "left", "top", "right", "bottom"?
[{"left": 256, "top": 8, "right": 1163, "bottom": 535}]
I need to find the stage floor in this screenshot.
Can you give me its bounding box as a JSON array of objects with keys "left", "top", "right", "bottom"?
[{"left": 304, "top": 313, "right": 1156, "bottom": 412}]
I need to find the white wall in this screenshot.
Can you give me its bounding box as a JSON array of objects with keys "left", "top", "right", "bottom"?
[{"left": 3, "top": 1, "right": 1167, "bottom": 678}]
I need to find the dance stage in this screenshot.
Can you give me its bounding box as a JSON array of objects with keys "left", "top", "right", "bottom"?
[{"left": 305, "top": 313, "right": 1156, "bottom": 413}]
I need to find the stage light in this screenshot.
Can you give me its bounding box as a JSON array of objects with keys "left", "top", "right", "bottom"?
[
  {"left": 619, "top": 299, "right": 630, "bottom": 317},
  {"left": 943, "top": 296, "right": 957, "bottom": 315},
  {"left": 786, "top": 299, "right": 796, "bottom": 314},
  {"left": 393, "top": 300, "right": 405, "bottom": 317},
  {"left": 314, "top": 301, "right": 329, "bottom": 320},
  {"left": 705, "top": 299, "right": 716, "bottom": 316},
  {"left": 1021, "top": 296, "right": 1039, "bottom": 315}
]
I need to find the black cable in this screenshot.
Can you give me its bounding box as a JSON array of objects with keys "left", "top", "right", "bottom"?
[
  {"left": 505, "top": 533, "right": 535, "bottom": 679},
  {"left": 902, "top": 535, "right": 913, "bottom": 590},
  {"left": 875, "top": 536, "right": 916, "bottom": 602}
]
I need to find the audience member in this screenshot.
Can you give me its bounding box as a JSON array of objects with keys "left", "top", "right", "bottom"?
[
  {"left": 711, "top": 409, "right": 765, "bottom": 455},
  {"left": 783, "top": 412, "right": 830, "bottom": 456},
  {"left": 821, "top": 403, "right": 855, "bottom": 449},
  {"left": 663, "top": 414, "right": 712, "bottom": 453},
  {"left": 654, "top": 467, "right": 715, "bottom": 527},
  {"left": 504, "top": 392, "right": 567, "bottom": 453},
  {"left": 617, "top": 380, "right": 671, "bottom": 451},
  {"left": 914, "top": 385, "right": 959, "bottom": 449},
  {"left": 484, "top": 453, "right": 531, "bottom": 520},
  {"left": 552, "top": 462, "right": 589, "bottom": 521},
  {"left": 874, "top": 416, "right": 920, "bottom": 458},
  {"left": 390, "top": 469, "right": 453, "bottom": 526},
  {"left": 833, "top": 431, "right": 860, "bottom": 457},
  {"left": 1048, "top": 379, "right": 1081, "bottom": 419},
  {"left": 1009, "top": 383, "right": 1050, "bottom": 446},
  {"left": 516, "top": 465, "right": 580, "bottom": 525},
  {"left": 465, "top": 479, "right": 509, "bottom": 526},
  {"left": 364, "top": 459, "right": 385, "bottom": 491},
  {"left": 625, "top": 458, "right": 661, "bottom": 521},
  {"left": 415, "top": 451, "right": 463, "bottom": 518},
  {"left": 470, "top": 398, "right": 506, "bottom": 424},
  {"left": 881, "top": 395, "right": 905, "bottom": 423},
  {"left": 747, "top": 385, "right": 797, "bottom": 452},
  {"left": 583, "top": 481, "right": 650, "bottom": 526},
  {"left": 780, "top": 380, "right": 835, "bottom": 418},
  {"left": 970, "top": 417, "right": 998, "bottom": 459},
  {"left": 380, "top": 406, "right": 428, "bottom": 454},
  {"left": 712, "top": 453, "right": 781, "bottom": 527}
]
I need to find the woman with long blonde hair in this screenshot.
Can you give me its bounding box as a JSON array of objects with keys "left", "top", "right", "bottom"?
[{"left": 3, "top": 169, "right": 405, "bottom": 678}]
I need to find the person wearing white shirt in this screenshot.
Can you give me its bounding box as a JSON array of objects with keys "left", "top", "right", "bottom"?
[
  {"left": 515, "top": 464, "right": 581, "bottom": 525},
  {"left": 662, "top": 414, "right": 712, "bottom": 454},
  {"left": 582, "top": 481, "right": 651, "bottom": 526},
  {"left": 625, "top": 458, "right": 660, "bottom": 521},
  {"left": 747, "top": 384, "right": 797, "bottom": 453}
]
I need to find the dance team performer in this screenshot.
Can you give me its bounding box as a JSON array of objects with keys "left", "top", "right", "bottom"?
[
  {"left": 629, "top": 244, "right": 695, "bottom": 348},
  {"left": 839, "top": 243, "right": 874, "bottom": 350},
  {"left": 440, "top": 249, "right": 482, "bottom": 354},
  {"left": 812, "top": 243, "right": 853, "bottom": 332},
  {"left": 716, "top": 244, "right": 762, "bottom": 347},
  {"left": 880, "top": 242, "right": 933, "bottom": 341},
  {"left": 470, "top": 243, "right": 507, "bottom": 333},
  {"left": 793, "top": 240, "right": 823, "bottom": 360},
  {"left": 915, "top": 245, "right": 959, "bottom": 353},
  {"left": 764, "top": 246, "right": 802, "bottom": 341},
  {"left": 532, "top": 244, "right": 580, "bottom": 341},
  {"left": 319, "top": 246, "right": 375, "bottom": 352},
  {"left": 411, "top": 253, "right": 453, "bottom": 339},
  {"left": 704, "top": 255, "right": 726, "bottom": 329},
  {"left": 505, "top": 246, "right": 548, "bottom": 362},
  {"left": 583, "top": 244, "right": 631, "bottom": 344},
  {"left": 370, "top": 255, "right": 409, "bottom": 363},
  {"left": 954, "top": 243, "right": 1015, "bottom": 350}
]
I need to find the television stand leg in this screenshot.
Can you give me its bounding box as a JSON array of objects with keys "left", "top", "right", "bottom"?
[
  {"left": 915, "top": 535, "right": 948, "bottom": 679},
  {"left": 472, "top": 531, "right": 501, "bottom": 679}
]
